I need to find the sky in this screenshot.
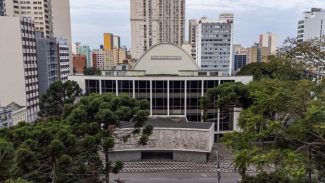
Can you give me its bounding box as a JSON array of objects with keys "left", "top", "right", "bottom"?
[{"left": 70, "top": 0, "right": 325, "bottom": 50}]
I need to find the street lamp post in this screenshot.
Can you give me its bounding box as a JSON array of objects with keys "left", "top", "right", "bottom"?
[{"left": 217, "top": 151, "right": 221, "bottom": 183}]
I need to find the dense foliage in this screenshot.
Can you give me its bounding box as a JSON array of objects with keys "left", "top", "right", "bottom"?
[
  {"left": 206, "top": 39, "right": 325, "bottom": 182},
  {"left": 83, "top": 67, "right": 101, "bottom": 76},
  {"left": 0, "top": 93, "right": 151, "bottom": 183},
  {"left": 39, "top": 81, "right": 82, "bottom": 118},
  {"left": 237, "top": 57, "right": 306, "bottom": 81}
]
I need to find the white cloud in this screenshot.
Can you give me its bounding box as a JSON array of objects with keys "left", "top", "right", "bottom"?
[
  {"left": 70, "top": 0, "right": 129, "bottom": 15},
  {"left": 187, "top": 0, "right": 325, "bottom": 12}
]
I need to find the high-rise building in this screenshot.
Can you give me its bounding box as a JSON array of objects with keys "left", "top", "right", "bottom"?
[
  {"left": 196, "top": 14, "right": 234, "bottom": 76},
  {"left": 0, "top": 16, "right": 39, "bottom": 122},
  {"left": 104, "top": 33, "right": 114, "bottom": 51},
  {"left": 3, "top": 0, "right": 51, "bottom": 37},
  {"left": 57, "top": 38, "right": 70, "bottom": 81},
  {"left": 92, "top": 49, "right": 104, "bottom": 70},
  {"left": 36, "top": 33, "right": 59, "bottom": 95},
  {"left": 113, "top": 35, "right": 120, "bottom": 49},
  {"left": 189, "top": 19, "right": 198, "bottom": 61},
  {"left": 78, "top": 45, "right": 91, "bottom": 67},
  {"left": 50, "top": 0, "right": 73, "bottom": 74},
  {"left": 73, "top": 54, "right": 87, "bottom": 74},
  {"left": 247, "top": 43, "right": 269, "bottom": 63},
  {"left": 233, "top": 45, "right": 248, "bottom": 72},
  {"left": 72, "top": 42, "right": 81, "bottom": 54},
  {"left": 36, "top": 32, "right": 70, "bottom": 95},
  {"left": 259, "top": 32, "right": 277, "bottom": 54},
  {"left": 130, "top": 0, "right": 186, "bottom": 59},
  {"left": 3, "top": 0, "right": 72, "bottom": 74},
  {"left": 298, "top": 8, "right": 325, "bottom": 42}
]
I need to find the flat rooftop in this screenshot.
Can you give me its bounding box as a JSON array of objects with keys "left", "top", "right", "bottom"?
[{"left": 119, "top": 117, "right": 214, "bottom": 130}]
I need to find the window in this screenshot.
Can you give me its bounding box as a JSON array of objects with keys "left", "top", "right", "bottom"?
[
  {"left": 152, "top": 81, "right": 168, "bottom": 115},
  {"left": 169, "top": 81, "right": 185, "bottom": 115},
  {"left": 118, "top": 80, "right": 133, "bottom": 97},
  {"left": 85, "top": 80, "right": 99, "bottom": 94},
  {"left": 101, "top": 80, "right": 116, "bottom": 94}
]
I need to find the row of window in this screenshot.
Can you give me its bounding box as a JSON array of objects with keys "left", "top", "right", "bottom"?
[{"left": 85, "top": 79, "right": 234, "bottom": 131}]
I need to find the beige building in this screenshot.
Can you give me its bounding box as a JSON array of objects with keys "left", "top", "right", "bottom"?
[
  {"left": 259, "top": 32, "right": 278, "bottom": 54},
  {"left": 189, "top": 19, "right": 198, "bottom": 61},
  {"left": 0, "top": 16, "right": 39, "bottom": 122},
  {"left": 130, "top": 0, "right": 185, "bottom": 59},
  {"left": 50, "top": 0, "right": 73, "bottom": 74},
  {"left": 247, "top": 43, "right": 270, "bottom": 63},
  {"left": 3, "top": 0, "right": 51, "bottom": 37},
  {"left": 3, "top": 0, "right": 73, "bottom": 73}
]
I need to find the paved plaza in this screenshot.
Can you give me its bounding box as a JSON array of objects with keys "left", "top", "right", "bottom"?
[{"left": 119, "top": 144, "right": 245, "bottom": 173}]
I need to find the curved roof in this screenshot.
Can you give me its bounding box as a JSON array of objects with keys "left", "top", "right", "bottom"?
[{"left": 132, "top": 43, "right": 199, "bottom": 75}]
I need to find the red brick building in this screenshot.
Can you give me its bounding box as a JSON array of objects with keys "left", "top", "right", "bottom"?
[{"left": 73, "top": 54, "right": 86, "bottom": 74}]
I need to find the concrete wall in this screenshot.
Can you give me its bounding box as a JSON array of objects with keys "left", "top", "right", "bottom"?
[
  {"left": 113, "top": 127, "right": 213, "bottom": 153},
  {"left": 0, "top": 17, "right": 27, "bottom": 107},
  {"left": 109, "top": 151, "right": 141, "bottom": 162},
  {"left": 174, "top": 151, "right": 208, "bottom": 163},
  {"left": 109, "top": 151, "right": 208, "bottom": 163}
]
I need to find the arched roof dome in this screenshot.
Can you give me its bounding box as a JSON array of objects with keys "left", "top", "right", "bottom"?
[{"left": 132, "top": 43, "right": 199, "bottom": 75}]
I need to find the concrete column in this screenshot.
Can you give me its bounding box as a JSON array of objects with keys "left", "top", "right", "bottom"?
[
  {"left": 167, "top": 80, "right": 170, "bottom": 116},
  {"left": 133, "top": 80, "right": 135, "bottom": 98},
  {"left": 184, "top": 80, "right": 187, "bottom": 118},
  {"left": 217, "top": 80, "right": 221, "bottom": 132},
  {"left": 201, "top": 80, "right": 204, "bottom": 122},
  {"left": 150, "top": 80, "right": 153, "bottom": 116},
  {"left": 99, "top": 79, "right": 102, "bottom": 94},
  {"left": 116, "top": 80, "right": 118, "bottom": 96}
]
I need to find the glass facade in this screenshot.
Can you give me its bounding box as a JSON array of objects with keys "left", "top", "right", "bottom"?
[
  {"left": 86, "top": 80, "right": 100, "bottom": 94},
  {"left": 186, "top": 80, "right": 202, "bottom": 122},
  {"left": 234, "top": 55, "right": 247, "bottom": 71},
  {"left": 135, "top": 80, "right": 150, "bottom": 101},
  {"left": 118, "top": 80, "right": 133, "bottom": 97},
  {"left": 152, "top": 81, "right": 168, "bottom": 115},
  {"left": 169, "top": 81, "right": 185, "bottom": 115},
  {"left": 101, "top": 80, "right": 116, "bottom": 94},
  {"left": 84, "top": 78, "right": 236, "bottom": 133}
]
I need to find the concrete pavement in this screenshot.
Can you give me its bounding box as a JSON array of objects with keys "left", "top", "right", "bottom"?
[{"left": 111, "top": 172, "right": 241, "bottom": 183}]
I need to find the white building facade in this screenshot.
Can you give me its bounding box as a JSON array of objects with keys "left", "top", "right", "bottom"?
[
  {"left": 0, "top": 16, "right": 39, "bottom": 122},
  {"left": 195, "top": 14, "right": 234, "bottom": 76},
  {"left": 298, "top": 8, "right": 325, "bottom": 42}
]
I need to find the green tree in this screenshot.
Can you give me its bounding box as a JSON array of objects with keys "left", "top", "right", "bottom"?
[
  {"left": 64, "top": 94, "right": 151, "bottom": 183},
  {"left": 83, "top": 67, "right": 101, "bottom": 76},
  {"left": 5, "top": 178, "right": 33, "bottom": 183},
  {"left": 0, "top": 138, "right": 14, "bottom": 182},
  {"left": 39, "top": 81, "right": 82, "bottom": 118},
  {"left": 237, "top": 57, "right": 305, "bottom": 81},
  {"left": 222, "top": 79, "right": 325, "bottom": 181}
]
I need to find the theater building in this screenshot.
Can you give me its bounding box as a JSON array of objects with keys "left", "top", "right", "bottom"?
[{"left": 69, "top": 43, "right": 252, "bottom": 141}]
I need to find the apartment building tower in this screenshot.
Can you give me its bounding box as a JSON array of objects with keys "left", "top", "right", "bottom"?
[
  {"left": 189, "top": 19, "right": 198, "bottom": 61},
  {"left": 259, "top": 32, "right": 277, "bottom": 54},
  {"left": 78, "top": 45, "right": 91, "bottom": 67},
  {"left": 130, "top": 0, "right": 186, "bottom": 59},
  {"left": 195, "top": 14, "right": 234, "bottom": 76},
  {"left": 0, "top": 16, "right": 39, "bottom": 122},
  {"left": 3, "top": 0, "right": 73, "bottom": 73},
  {"left": 298, "top": 8, "right": 325, "bottom": 42},
  {"left": 3, "top": 0, "right": 51, "bottom": 37}
]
